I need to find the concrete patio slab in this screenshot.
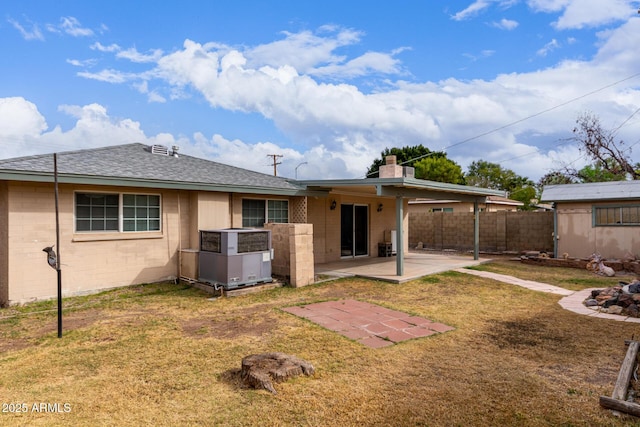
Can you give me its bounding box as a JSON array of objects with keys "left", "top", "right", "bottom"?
[{"left": 315, "top": 251, "right": 490, "bottom": 283}]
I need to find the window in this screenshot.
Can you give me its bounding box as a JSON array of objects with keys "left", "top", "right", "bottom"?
[
  {"left": 123, "top": 194, "right": 160, "bottom": 232},
  {"left": 431, "top": 208, "right": 453, "bottom": 213},
  {"left": 594, "top": 206, "right": 640, "bottom": 226},
  {"left": 242, "top": 199, "right": 289, "bottom": 227},
  {"left": 75, "top": 192, "right": 161, "bottom": 232},
  {"left": 76, "top": 193, "right": 119, "bottom": 231}
]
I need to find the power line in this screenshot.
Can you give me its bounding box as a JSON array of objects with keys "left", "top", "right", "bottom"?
[{"left": 367, "top": 72, "right": 640, "bottom": 177}]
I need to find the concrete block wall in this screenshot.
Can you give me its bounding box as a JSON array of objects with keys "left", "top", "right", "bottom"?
[
  {"left": 265, "top": 223, "right": 314, "bottom": 288},
  {"left": 409, "top": 211, "right": 553, "bottom": 253},
  {"left": 4, "top": 182, "right": 187, "bottom": 304}
]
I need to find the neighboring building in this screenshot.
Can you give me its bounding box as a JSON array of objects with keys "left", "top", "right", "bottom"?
[
  {"left": 541, "top": 180, "right": 640, "bottom": 259},
  {"left": 0, "top": 147, "right": 502, "bottom": 305},
  {"left": 408, "top": 195, "right": 520, "bottom": 213}
]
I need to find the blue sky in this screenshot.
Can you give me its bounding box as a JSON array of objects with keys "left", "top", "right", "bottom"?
[{"left": 1, "top": 0, "right": 639, "bottom": 181}]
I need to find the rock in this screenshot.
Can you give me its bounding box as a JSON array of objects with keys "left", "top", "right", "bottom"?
[
  {"left": 584, "top": 299, "right": 599, "bottom": 307},
  {"left": 618, "top": 294, "right": 634, "bottom": 307},
  {"left": 241, "top": 352, "right": 315, "bottom": 394},
  {"left": 608, "top": 305, "right": 624, "bottom": 315},
  {"left": 626, "top": 304, "right": 640, "bottom": 317}
]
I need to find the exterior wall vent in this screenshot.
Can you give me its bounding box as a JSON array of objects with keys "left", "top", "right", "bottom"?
[{"left": 151, "top": 144, "right": 169, "bottom": 156}]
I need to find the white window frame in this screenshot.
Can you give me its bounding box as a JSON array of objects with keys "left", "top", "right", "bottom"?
[
  {"left": 241, "top": 198, "right": 289, "bottom": 227},
  {"left": 74, "top": 191, "right": 162, "bottom": 233}
]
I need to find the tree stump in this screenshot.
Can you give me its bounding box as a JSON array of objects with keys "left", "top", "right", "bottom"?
[{"left": 240, "top": 352, "right": 315, "bottom": 394}]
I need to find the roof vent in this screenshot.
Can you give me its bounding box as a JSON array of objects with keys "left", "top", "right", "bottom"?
[
  {"left": 171, "top": 145, "right": 180, "bottom": 158},
  {"left": 151, "top": 144, "right": 169, "bottom": 156}
]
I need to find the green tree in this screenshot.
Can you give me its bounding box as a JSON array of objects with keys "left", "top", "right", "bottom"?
[
  {"left": 465, "top": 160, "right": 522, "bottom": 190},
  {"left": 575, "top": 161, "right": 627, "bottom": 183},
  {"left": 466, "top": 160, "right": 536, "bottom": 210},
  {"left": 413, "top": 156, "right": 465, "bottom": 184},
  {"left": 366, "top": 145, "right": 436, "bottom": 178}
]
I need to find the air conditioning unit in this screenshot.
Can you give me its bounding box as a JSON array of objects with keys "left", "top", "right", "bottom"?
[{"left": 198, "top": 228, "right": 273, "bottom": 290}]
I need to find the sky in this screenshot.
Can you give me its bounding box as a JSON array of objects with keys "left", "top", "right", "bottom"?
[{"left": 1, "top": 0, "right": 639, "bottom": 182}]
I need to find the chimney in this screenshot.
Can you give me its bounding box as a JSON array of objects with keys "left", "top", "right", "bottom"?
[{"left": 379, "top": 155, "right": 404, "bottom": 178}]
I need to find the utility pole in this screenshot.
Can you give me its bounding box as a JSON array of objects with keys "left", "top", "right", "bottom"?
[{"left": 267, "top": 154, "right": 283, "bottom": 176}]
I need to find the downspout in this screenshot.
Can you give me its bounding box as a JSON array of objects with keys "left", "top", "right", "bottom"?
[
  {"left": 473, "top": 199, "right": 479, "bottom": 260},
  {"left": 553, "top": 202, "right": 558, "bottom": 258}
]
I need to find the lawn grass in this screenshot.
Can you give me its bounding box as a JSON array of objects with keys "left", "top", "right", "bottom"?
[{"left": 1, "top": 260, "right": 640, "bottom": 426}]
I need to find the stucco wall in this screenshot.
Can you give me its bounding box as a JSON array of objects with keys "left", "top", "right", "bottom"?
[
  {"left": 188, "top": 192, "right": 230, "bottom": 248},
  {"left": 307, "top": 194, "right": 408, "bottom": 264},
  {"left": 0, "top": 182, "right": 8, "bottom": 305},
  {"left": 5, "top": 182, "right": 191, "bottom": 304},
  {"left": 556, "top": 201, "right": 640, "bottom": 259}
]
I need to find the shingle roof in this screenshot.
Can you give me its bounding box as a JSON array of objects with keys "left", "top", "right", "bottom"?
[
  {"left": 0, "top": 143, "right": 304, "bottom": 193},
  {"left": 541, "top": 180, "right": 640, "bottom": 202}
]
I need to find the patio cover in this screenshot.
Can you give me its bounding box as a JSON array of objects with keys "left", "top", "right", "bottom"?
[{"left": 298, "top": 177, "right": 505, "bottom": 276}]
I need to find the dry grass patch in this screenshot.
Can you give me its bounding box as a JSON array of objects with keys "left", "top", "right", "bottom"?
[{"left": 1, "top": 266, "right": 640, "bottom": 426}]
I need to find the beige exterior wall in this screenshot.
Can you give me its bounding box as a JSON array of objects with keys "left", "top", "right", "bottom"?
[
  {"left": 188, "top": 192, "right": 230, "bottom": 249},
  {"left": 265, "top": 223, "right": 314, "bottom": 287},
  {"left": 4, "top": 182, "right": 192, "bottom": 305},
  {"left": 307, "top": 194, "right": 408, "bottom": 264},
  {"left": 556, "top": 201, "right": 640, "bottom": 259},
  {"left": 0, "top": 182, "right": 8, "bottom": 305}
]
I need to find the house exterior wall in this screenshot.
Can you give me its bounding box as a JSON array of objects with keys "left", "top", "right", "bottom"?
[
  {"left": 556, "top": 201, "right": 640, "bottom": 259},
  {"left": 0, "top": 182, "right": 8, "bottom": 305},
  {"left": 4, "top": 182, "right": 190, "bottom": 305},
  {"left": 307, "top": 194, "right": 408, "bottom": 264},
  {"left": 188, "top": 192, "right": 230, "bottom": 249}
]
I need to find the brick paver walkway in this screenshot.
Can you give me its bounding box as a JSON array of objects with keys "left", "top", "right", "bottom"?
[{"left": 282, "top": 299, "right": 454, "bottom": 348}]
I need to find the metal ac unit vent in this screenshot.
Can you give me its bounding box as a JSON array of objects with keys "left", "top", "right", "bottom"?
[
  {"left": 199, "top": 228, "right": 273, "bottom": 290},
  {"left": 151, "top": 144, "right": 169, "bottom": 156}
]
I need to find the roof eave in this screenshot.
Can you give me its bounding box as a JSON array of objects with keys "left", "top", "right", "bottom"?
[{"left": 0, "top": 170, "right": 321, "bottom": 197}]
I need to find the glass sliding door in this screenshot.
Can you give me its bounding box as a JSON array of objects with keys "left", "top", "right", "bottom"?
[{"left": 340, "top": 204, "right": 369, "bottom": 257}]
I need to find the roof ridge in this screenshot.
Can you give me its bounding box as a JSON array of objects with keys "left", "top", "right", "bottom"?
[{"left": 0, "top": 142, "right": 146, "bottom": 164}]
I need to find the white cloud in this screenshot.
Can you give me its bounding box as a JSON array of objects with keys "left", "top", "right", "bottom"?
[
  {"left": 7, "top": 18, "right": 44, "bottom": 41},
  {"left": 537, "top": 38, "right": 560, "bottom": 56},
  {"left": 247, "top": 27, "right": 362, "bottom": 73},
  {"left": 117, "top": 47, "right": 164, "bottom": 63},
  {"left": 59, "top": 16, "right": 94, "bottom": 37},
  {"left": 527, "top": 0, "right": 635, "bottom": 29},
  {"left": 66, "top": 58, "right": 98, "bottom": 67},
  {"left": 452, "top": 0, "right": 495, "bottom": 20},
  {"left": 90, "top": 42, "right": 121, "bottom": 52},
  {"left": 0, "top": 97, "right": 47, "bottom": 138},
  {"left": 77, "top": 69, "right": 134, "bottom": 83},
  {"left": 491, "top": 18, "right": 519, "bottom": 30}
]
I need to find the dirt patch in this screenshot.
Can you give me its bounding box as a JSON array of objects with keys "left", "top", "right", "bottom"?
[
  {"left": 482, "top": 317, "right": 569, "bottom": 350},
  {"left": 0, "top": 338, "right": 30, "bottom": 353},
  {"left": 182, "top": 315, "right": 276, "bottom": 339}
]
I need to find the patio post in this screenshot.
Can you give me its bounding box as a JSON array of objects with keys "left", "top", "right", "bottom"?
[
  {"left": 396, "top": 195, "right": 404, "bottom": 276},
  {"left": 473, "top": 199, "right": 479, "bottom": 260}
]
